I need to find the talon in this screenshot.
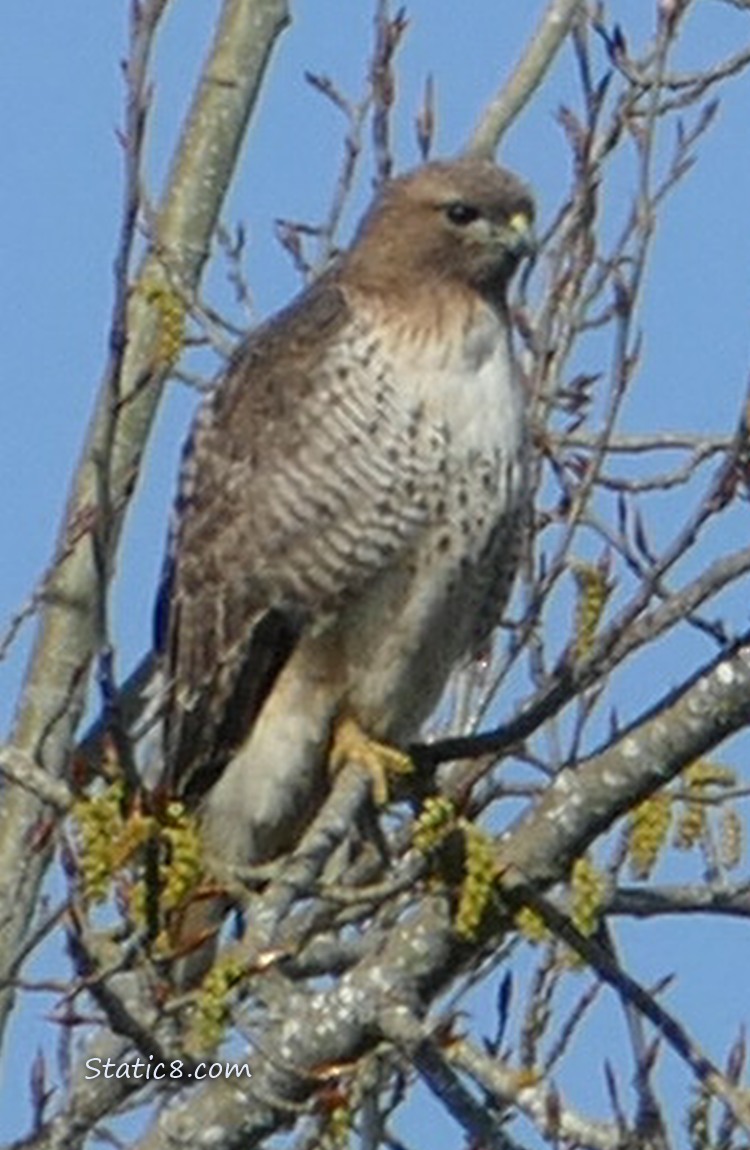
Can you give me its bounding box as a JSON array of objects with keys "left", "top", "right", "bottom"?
[{"left": 329, "top": 716, "right": 413, "bottom": 805}]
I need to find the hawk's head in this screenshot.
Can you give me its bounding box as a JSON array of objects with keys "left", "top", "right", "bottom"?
[{"left": 349, "top": 157, "right": 535, "bottom": 302}]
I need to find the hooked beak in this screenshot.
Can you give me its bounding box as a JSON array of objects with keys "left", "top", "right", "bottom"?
[{"left": 503, "top": 210, "right": 536, "bottom": 260}]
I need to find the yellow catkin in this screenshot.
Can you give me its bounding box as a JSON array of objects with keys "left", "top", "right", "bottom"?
[
  {"left": 675, "top": 759, "right": 737, "bottom": 851},
  {"left": 74, "top": 781, "right": 128, "bottom": 902},
  {"left": 673, "top": 801, "right": 706, "bottom": 850},
  {"left": 159, "top": 803, "right": 205, "bottom": 911},
  {"left": 76, "top": 781, "right": 205, "bottom": 956},
  {"left": 109, "top": 808, "right": 156, "bottom": 873},
  {"left": 628, "top": 792, "right": 672, "bottom": 879},
  {"left": 128, "top": 802, "right": 205, "bottom": 944},
  {"left": 572, "top": 561, "right": 613, "bottom": 661},
  {"left": 140, "top": 278, "right": 186, "bottom": 367},
  {"left": 719, "top": 807, "right": 743, "bottom": 871},
  {"left": 684, "top": 759, "right": 736, "bottom": 789},
  {"left": 319, "top": 1104, "right": 352, "bottom": 1150},
  {"left": 455, "top": 825, "right": 498, "bottom": 940},
  {"left": 570, "top": 856, "right": 606, "bottom": 937},
  {"left": 559, "top": 856, "right": 607, "bottom": 970},
  {"left": 515, "top": 904, "right": 552, "bottom": 945},
  {"left": 187, "top": 956, "right": 247, "bottom": 1054},
  {"left": 412, "top": 796, "right": 457, "bottom": 854},
  {"left": 512, "top": 858, "right": 605, "bottom": 957}
]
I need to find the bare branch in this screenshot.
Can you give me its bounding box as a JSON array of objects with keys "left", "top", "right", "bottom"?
[
  {"left": 0, "top": 0, "right": 290, "bottom": 1051},
  {"left": 468, "top": 0, "right": 585, "bottom": 157}
]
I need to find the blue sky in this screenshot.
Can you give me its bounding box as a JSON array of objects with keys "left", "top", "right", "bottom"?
[{"left": 3, "top": 1, "right": 750, "bottom": 1143}]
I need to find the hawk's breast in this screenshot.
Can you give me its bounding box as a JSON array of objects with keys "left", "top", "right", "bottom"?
[{"left": 332, "top": 295, "right": 528, "bottom": 741}]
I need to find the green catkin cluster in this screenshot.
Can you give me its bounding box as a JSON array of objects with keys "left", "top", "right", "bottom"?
[
  {"left": 413, "top": 807, "right": 610, "bottom": 954},
  {"left": 75, "top": 781, "right": 149, "bottom": 902},
  {"left": 514, "top": 904, "right": 552, "bottom": 945},
  {"left": 570, "top": 856, "right": 606, "bottom": 937},
  {"left": 720, "top": 806, "right": 743, "bottom": 871},
  {"left": 414, "top": 799, "right": 499, "bottom": 939},
  {"left": 156, "top": 803, "right": 205, "bottom": 914},
  {"left": 675, "top": 759, "right": 736, "bottom": 851},
  {"left": 75, "top": 781, "right": 205, "bottom": 957},
  {"left": 318, "top": 1102, "right": 352, "bottom": 1150},
  {"left": 455, "top": 825, "right": 498, "bottom": 940},
  {"left": 561, "top": 856, "right": 607, "bottom": 969},
  {"left": 128, "top": 802, "right": 205, "bottom": 950},
  {"left": 684, "top": 760, "right": 736, "bottom": 789},
  {"left": 572, "top": 561, "right": 612, "bottom": 661},
  {"left": 674, "top": 794, "right": 707, "bottom": 851},
  {"left": 628, "top": 792, "right": 672, "bottom": 879},
  {"left": 188, "top": 956, "right": 247, "bottom": 1053},
  {"left": 628, "top": 761, "right": 741, "bottom": 878},
  {"left": 412, "top": 795, "right": 457, "bottom": 854},
  {"left": 140, "top": 277, "right": 186, "bottom": 367},
  {"left": 516, "top": 858, "right": 605, "bottom": 960}
]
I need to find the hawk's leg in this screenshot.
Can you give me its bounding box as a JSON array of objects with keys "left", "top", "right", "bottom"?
[{"left": 329, "top": 716, "right": 413, "bottom": 805}]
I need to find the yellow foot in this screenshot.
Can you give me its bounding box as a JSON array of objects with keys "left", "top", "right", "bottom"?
[{"left": 329, "top": 716, "right": 413, "bottom": 805}]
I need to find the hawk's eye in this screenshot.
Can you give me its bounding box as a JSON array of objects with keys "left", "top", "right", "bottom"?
[{"left": 445, "top": 201, "right": 480, "bottom": 227}]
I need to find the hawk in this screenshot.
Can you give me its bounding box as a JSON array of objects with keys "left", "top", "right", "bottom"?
[{"left": 156, "top": 157, "right": 535, "bottom": 969}]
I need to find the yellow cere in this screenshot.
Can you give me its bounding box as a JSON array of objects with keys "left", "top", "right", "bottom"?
[{"left": 508, "top": 211, "right": 532, "bottom": 234}]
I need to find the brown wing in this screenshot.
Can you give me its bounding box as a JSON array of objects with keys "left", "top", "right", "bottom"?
[{"left": 160, "top": 273, "right": 430, "bottom": 800}]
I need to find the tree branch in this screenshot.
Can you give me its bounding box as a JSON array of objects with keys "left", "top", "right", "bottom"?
[
  {"left": 468, "top": 0, "right": 584, "bottom": 157},
  {"left": 0, "top": 0, "right": 290, "bottom": 1051}
]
